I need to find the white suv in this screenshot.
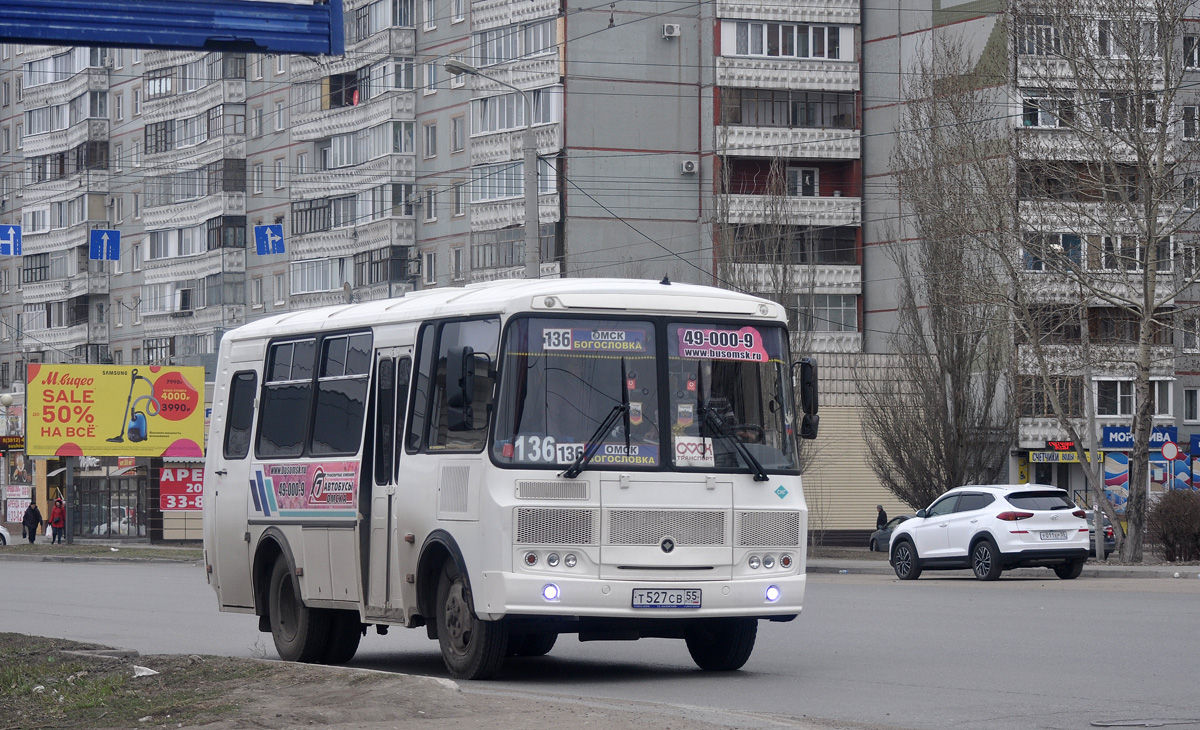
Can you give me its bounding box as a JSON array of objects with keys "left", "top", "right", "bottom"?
[{"left": 889, "top": 485, "right": 1090, "bottom": 581}]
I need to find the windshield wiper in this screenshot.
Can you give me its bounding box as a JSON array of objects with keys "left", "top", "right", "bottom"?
[
  {"left": 561, "top": 403, "right": 629, "bottom": 479},
  {"left": 700, "top": 404, "right": 770, "bottom": 482}
]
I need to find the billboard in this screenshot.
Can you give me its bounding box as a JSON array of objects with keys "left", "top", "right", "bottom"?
[{"left": 26, "top": 365, "right": 205, "bottom": 458}]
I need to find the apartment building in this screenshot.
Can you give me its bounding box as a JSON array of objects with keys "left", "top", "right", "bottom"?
[
  {"left": 860, "top": 1, "right": 1200, "bottom": 515},
  {"left": 0, "top": 0, "right": 869, "bottom": 538}
]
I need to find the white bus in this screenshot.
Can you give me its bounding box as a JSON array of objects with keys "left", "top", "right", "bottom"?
[{"left": 202, "top": 278, "right": 818, "bottom": 678}]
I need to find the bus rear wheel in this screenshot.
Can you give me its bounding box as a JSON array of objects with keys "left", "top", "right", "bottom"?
[
  {"left": 321, "top": 609, "right": 364, "bottom": 665},
  {"left": 436, "top": 565, "right": 508, "bottom": 679},
  {"left": 269, "top": 558, "right": 329, "bottom": 663},
  {"left": 684, "top": 618, "right": 757, "bottom": 671}
]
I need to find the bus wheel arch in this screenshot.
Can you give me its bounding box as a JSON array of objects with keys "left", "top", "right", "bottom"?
[
  {"left": 417, "top": 530, "right": 470, "bottom": 637},
  {"left": 252, "top": 529, "right": 296, "bottom": 630}
]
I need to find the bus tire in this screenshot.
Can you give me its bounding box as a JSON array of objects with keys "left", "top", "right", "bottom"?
[
  {"left": 321, "top": 609, "right": 364, "bottom": 665},
  {"left": 684, "top": 618, "right": 757, "bottom": 671},
  {"left": 509, "top": 632, "right": 558, "bottom": 657},
  {"left": 436, "top": 564, "right": 508, "bottom": 679},
  {"left": 269, "top": 558, "right": 330, "bottom": 663}
]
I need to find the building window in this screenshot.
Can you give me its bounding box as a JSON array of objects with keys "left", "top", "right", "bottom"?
[
  {"left": 424, "top": 62, "right": 437, "bottom": 94},
  {"left": 251, "top": 277, "right": 264, "bottom": 308},
  {"left": 424, "top": 188, "right": 437, "bottom": 221},
  {"left": 787, "top": 167, "right": 818, "bottom": 196},
  {"left": 1185, "top": 388, "right": 1199, "bottom": 422},
  {"left": 274, "top": 158, "right": 285, "bottom": 189},
  {"left": 275, "top": 54, "right": 285, "bottom": 75},
  {"left": 1018, "top": 16, "right": 1060, "bottom": 56},
  {"left": 274, "top": 273, "right": 286, "bottom": 304},
  {"left": 113, "top": 143, "right": 123, "bottom": 172},
  {"left": 424, "top": 0, "right": 436, "bottom": 30},
  {"left": 1096, "top": 380, "right": 1134, "bottom": 416},
  {"left": 114, "top": 93, "right": 124, "bottom": 121},
  {"left": 132, "top": 88, "right": 141, "bottom": 116},
  {"left": 796, "top": 294, "right": 856, "bottom": 332},
  {"left": 453, "top": 0, "right": 465, "bottom": 22},
  {"left": 252, "top": 163, "right": 264, "bottom": 193},
  {"left": 1152, "top": 381, "right": 1172, "bottom": 417},
  {"left": 1185, "top": 106, "right": 1198, "bottom": 139},
  {"left": 731, "top": 22, "right": 843, "bottom": 60},
  {"left": 452, "top": 247, "right": 465, "bottom": 280},
  {"left": 451, "top": 115, "right": 465, "bottom": 152},
  {"left": 1182, "top": 315, "right": 1200, "bottom": 352},
  {"left": 297, "top": 151, "right": 308, "bottom": 174},
  {"left": 1022, "top": 92, "right": 1073, "bottom": 128},
  {"left": 452, "top": 182, "right": 465, "bottom": 216},
  {"left": 423, "top": 250, "right": 436, "bottom": 285},
  {"left": 423, "top": 122, "right": 437, "bottom": 158},
  {"left": 252, "top": 106, "right": 263, "bottom": 137},
  {"left": 274, "top": 100, "right": 285, "bottom": 131},
  {"left": 1187, "top": 36, "right": 1200, "bottom": 68}
]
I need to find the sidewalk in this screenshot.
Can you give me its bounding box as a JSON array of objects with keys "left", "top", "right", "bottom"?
[{"left": 808, "top": 557, "right": 1200, "bottom": 579}]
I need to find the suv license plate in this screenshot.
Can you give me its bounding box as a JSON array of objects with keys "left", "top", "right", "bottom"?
[
  {"left": 1040, "top": 530, "right": 1068, "bottom": 541},
  {"left": 632, "top": 588, "right": 702, "bottom": 608}
]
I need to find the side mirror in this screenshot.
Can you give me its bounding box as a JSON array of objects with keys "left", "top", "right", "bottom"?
[
  {"left": 446, "top": 345, "right": 475, "bottom": 431},
  {"left": 916, "top": 509, "right": 927, "bottom": 519},
  {"left": 792, "top": 357, "right": 818, "bottom": 439}
]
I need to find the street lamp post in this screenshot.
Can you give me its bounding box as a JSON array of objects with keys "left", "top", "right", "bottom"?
[{"left": 445, "top": 59, "right": 540, "bottom": 279}]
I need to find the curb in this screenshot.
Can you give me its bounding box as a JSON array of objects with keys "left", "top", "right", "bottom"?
[{"left": 808, "top": 560, "right": 1199, "bottom": 580}]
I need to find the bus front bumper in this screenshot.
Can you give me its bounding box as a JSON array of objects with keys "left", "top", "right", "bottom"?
[{"left": 474, "top": 571, "right": 806, "bottom": 620}]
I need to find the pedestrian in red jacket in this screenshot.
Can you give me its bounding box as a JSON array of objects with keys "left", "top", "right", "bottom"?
[{"left": 48, "top": 498, "right": 66, "bottom": 544}]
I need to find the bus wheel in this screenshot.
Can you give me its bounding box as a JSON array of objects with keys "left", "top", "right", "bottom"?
[
  {"left": 436, "top": 565, "right": 508, "bottom": 679},
  {"left": 509, "top": 632, "right": 558, "bottom": 657},
  {"left": 269, "top": 558, "right": 329, "bottom": 663},
  {"left": 684, "top": 618, "right": 757, "bottom": 671},
  {"left": 321, "top": 610, "right": 364, "bottom": 665}
]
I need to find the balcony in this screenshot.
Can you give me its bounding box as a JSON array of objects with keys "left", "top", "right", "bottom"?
[
  {"left": 143, "top": 248, "right": 244, "bottom": 285},
  {"left": 715, "top": 0, "right": 859, "bottom": 24},
  {"left": 716, "top": 125, "right": 858, "bottom": 160},
  {"left": 471, "top": 0, "right": 558, "bottom": 32},
  {"left": 291, "top": 155, "right": 415, "bottom": 199},
  {"left": 289, "top": 218, "right": 415, "bottom": 259},
  {"left": 142, "top": 192, "right": 245, "bottom": 229},
  {"left": 291, "top": 92, "right": 414, "bottom": 142},
  {"left": 470, "top": 192, "right": 560, "bottom": 233},
  {"left": 469, "top": 124, "right": 560, "bottom": 166},
  {"left": 142, "top": 80, "right": 246, "bottom": 124},
  {"left": 724, "top": 194, "right": 861, "bottom": 227},
  {"left": 727, "top": 262, "right": 860, "bottom": 292},
  {"left": 716, "top": 56, "right": 858, "bottom": 92},
  {"left": 23, "top": 67, "right": 110, "bottom": 108},
  {"left": 22, "top": 119, "right": 110, "bottom": 159}
]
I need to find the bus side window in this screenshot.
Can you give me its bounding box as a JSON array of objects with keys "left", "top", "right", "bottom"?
[
  {"left": 393, "top": 357, "right": 411, "bottom": 483},
  {"left": 257, "top": 339, "right": 317, "bottom": 458},
  {"left": 311, "top": 332, "right": 373, "bottom": 455},
  {"left": 223, "top": 371, "right": 257, "bottom": 460},
  {"left": 374, "top": 358, "right": 395, "bottom": 485},
  {"left": 407, "top": 326, "right": 437, "bottom": 451},
  {"left": 431, "top": 319, "right": 499, "bottom": 450}
]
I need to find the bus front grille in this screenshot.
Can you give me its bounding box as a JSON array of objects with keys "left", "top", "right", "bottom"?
[
  {"left": 736, "top": 511, "right": 802, "bottom": 547},
  {"left": 516, "top": 480, "right": 589, "bottom": 500},
  {"left": 515, "top": 508, "right": 598, "bottom": 545},
  {"left": 607, "top": 510, "right": 726, "bottom": 546}
]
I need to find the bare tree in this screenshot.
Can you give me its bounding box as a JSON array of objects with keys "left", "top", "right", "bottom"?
[
  {"left": 862, "top": 35, "right": 1015, "bottom": 511},
  {"left": 886, "top": 1, "right": 1200, "bottom": 561}
]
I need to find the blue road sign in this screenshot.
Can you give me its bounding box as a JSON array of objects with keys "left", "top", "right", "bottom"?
[
  {"left": 255, "top": 224, "right": 286, "bottom": 255},
  {"left": 0, "top": 224, "right": 21, "bottom": 256},
  {"left": 90, "top": 229, "right": 121, "bottom": 261}
]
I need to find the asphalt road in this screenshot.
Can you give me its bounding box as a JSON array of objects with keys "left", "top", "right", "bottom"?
[{"left": 4, "top": 559, "right": 1200, "bottom": 730}]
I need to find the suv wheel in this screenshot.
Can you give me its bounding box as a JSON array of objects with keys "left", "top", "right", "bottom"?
[
  {"left": 971, "top": 538, "right": 1003, "bottom": 581},
  {"left": 1053, "top": 560, "right": 1084, "bottom": 580},
  {"left": 892, "top": 540, "right": 921, "bottom": 580}
]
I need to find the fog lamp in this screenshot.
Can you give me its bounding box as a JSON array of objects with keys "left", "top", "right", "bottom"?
[
  {"left": 542, "top": 583, "right": 560, "bottom": 601},
  {"left": 765, "top": 585, "right": 781, "bottom": 602}
]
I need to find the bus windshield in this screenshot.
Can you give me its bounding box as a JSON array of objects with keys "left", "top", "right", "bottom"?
[{"left": 492, "top": 317, "right": 797, "bottom": 474}]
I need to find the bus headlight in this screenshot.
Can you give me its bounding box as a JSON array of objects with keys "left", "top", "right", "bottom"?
[
  {"left": 748, "top": 555, "right": 761, "bottom": 569},
  {"left": 547, "top": 553, "right": 560, "bottom": 567},
  {"left": 763, "top": 555, "right": 775, "bottom": 569},
  {"left": 564, "top": 553, "right": 577, "bottom": 568}
]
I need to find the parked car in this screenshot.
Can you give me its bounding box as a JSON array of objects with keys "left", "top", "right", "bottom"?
[
  {"left": 889, "top": 485, "right": 1090, "bottom": 581},
  {"left": 0, "top": 523, "right": 9, "bottom": 546},
  {"left": 1085, "top": 513, "right": 1116, "bottom": 559},
  {"left": 869, "top": 515, "right": 913, "bottom": 552}
]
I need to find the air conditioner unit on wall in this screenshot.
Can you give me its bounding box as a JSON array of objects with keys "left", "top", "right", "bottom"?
[
  {"left": 680, "top": 159, "right": 699, "bottom": 175},
  {"left": 663, "top": 24, "right": 681, "bottom": 39}
]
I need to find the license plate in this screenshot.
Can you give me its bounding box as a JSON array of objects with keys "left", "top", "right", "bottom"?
[
  {"left": 632, "top": 588, "right": 702, "bottom": 608},
  {"left": 1040, "top": 530, "right": 1068, "bottom": 541}
]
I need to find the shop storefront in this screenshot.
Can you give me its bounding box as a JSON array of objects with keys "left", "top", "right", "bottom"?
[{"left": 1012, "top": 426, "right": 1193, "bottom": 514}]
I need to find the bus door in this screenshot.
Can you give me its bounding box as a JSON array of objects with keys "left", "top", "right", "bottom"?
[
  {"left": 363, "top": 348, "right": 412, "bottom": 619},
  {"left": 209, "top": 352, "right": 261, "bottom": 609}
]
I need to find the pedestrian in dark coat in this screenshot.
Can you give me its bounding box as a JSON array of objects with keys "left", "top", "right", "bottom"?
[
  {"left": 22, "top": 502, "right": 43, "bottom": 545},
  {"left": 876, "top": 504, "right": 888, "bottom": 530}
]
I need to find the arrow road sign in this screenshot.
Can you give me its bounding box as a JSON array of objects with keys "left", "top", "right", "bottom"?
[
  {"left": 90, "top": 229, "right": 121, "bottom": 261},
  {"left": 254, "top": 224, "right": 285, "bottom": 255},
  {"left": 0, "top": 224, "right": 22, "bottom": 256}
]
